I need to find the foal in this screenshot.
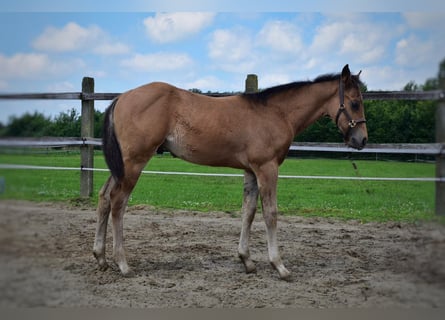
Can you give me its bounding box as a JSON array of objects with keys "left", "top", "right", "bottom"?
[{"left": 93, "top": 64, "right": 367, "bottom": 279}]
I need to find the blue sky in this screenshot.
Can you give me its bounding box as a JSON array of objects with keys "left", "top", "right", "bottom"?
[{"left": 0, "top": 1, "right": 444, "bottom": 124}]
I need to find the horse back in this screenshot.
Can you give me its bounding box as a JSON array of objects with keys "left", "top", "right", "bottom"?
[{"left": 112, "top": 82, "right": 293, "bottom": 169}]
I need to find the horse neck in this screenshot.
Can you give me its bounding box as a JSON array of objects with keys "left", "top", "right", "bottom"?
[{"left": 270, "top": 80, "right": 338, "bottom": 136}]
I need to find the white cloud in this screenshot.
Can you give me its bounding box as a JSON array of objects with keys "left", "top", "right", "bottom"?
[
  {"left": 93, "top": 42, "right": 130, "bottom": 56},
  {"left": 304, "top": 58, "right": 318, "bottom": 70},
  {"left": 395, "top": 35, "right": 435, "bottom": 67},
  {"left": 256, "top": 20, "right": 303, "bottom": 55},
  {"left": 309, "top": 13, "right": 414, "bottom": 71},
  {"left": 0, "top": 52, "right": 86, "bottom": 83},
  {"left": 143, "top": 12, "right": 215, "bottom": 43},
  {"left": 205, "top": 15, "right": 421, "bottom": 91},
  {"left": 396, "top": 13, "right": 445, "bottom": 71},
  {"left": 209, "top": 28, "right": 252, "bottom": 62},
  {"left": 121, "top": 52, "right": 193, "bottom": 72},
  {"left": 32, "top": 22, "right": 129, "bottom": 55},
  {"left": 311, "top": 21, "right": 391, "bottom": 65},
  {"left": 403, "top": 12, "right": 445, "bottom": 31},
  {"left": 208, "top": 28, "right": 258, "bottom": 73},
  {"left": 0, "top": 53, "right": 50, "bottom": 78},
  {"left": 33, "top": 22, "right": 99, "bottom": 52},
  {"left": 236, "top": 15, "right": 415, "bottom": 91},
  {"left": 310, "top": 21, "right": 345, "bottom": 54},
  {"left": 361, "top": 66, "right": 402, "bottom": 90},
  {"left": 259, "top": 73, "right": 293, "bottom": 88},
  {"left": 360, "top": 63, "right": 438, "bottom": 91}
]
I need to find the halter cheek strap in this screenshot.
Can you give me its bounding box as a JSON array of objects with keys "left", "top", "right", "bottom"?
[{"left": 335, "top": 79, "right": 366, "bottom": 138}]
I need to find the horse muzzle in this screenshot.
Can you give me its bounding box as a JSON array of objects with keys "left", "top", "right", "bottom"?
[{"left": 346, "top": 128, "right": 368, "bottom": 150}]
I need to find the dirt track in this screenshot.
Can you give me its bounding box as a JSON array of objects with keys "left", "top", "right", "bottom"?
[{"left": 0, "top": 200, "right": 444, "bottom": 307}]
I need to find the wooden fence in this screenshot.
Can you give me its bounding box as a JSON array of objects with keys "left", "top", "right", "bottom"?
[{"left": 0, "top": 75, "right": 444, "bottom": 215}]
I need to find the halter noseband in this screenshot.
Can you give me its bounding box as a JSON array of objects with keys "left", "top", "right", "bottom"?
[{"left": 335, "top": 79, "right": 366, "bottom": 138}]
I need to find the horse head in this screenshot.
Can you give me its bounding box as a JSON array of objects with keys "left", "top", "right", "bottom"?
[{"left": 335, "top": 64, "right": 368, "bottom": 150}]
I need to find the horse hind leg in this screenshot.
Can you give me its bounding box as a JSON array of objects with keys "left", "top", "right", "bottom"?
[
  {"left": 93, "top": 176, "right": 115, "bottom": 271},
  {"left": 238, "top": 170, "right": 259, "bottom": 274},
  {"left": 109, "top": 160, "right": 148, "bottom": 277}
]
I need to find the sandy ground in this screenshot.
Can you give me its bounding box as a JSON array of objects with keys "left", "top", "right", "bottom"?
[{"left": 0, "top": 200, "right": 444, "bottom": 307}]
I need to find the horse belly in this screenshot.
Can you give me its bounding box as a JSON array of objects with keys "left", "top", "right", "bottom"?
[
  {"left": 163, "top": 129, "right": 244, "bottom": 168},
  {"left": 163, "top": 130, "right": 195, "bottom": 160}
]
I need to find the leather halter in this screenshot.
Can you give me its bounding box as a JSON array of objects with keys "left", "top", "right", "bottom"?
[{"left": 335, "top": 79, "right": 366, "bottom": 138}]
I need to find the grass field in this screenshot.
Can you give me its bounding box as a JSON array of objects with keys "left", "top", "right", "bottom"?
[{"left": 0, "top": 151, "right": 436, "bottom": 222}]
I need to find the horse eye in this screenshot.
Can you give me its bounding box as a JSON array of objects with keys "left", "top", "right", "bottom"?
[{"left": 351, "top": 101, "right": 360, "bottom": 111}]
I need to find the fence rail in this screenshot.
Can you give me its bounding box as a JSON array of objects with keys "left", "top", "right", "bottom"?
[
  {"left": 1, "top": 163, "right": 443, "bottom": 183},
  {"left": 0, "top": 90, "right": 444, "bottom": 101},
  {"left": 0, "top": 137, "right": 102, "bottom": 147},
  {"left": 0, "top": 75, "right": 444, "bottom": 215},
  {"left": 0, "top": 138, "right": 443, "bottom": 156}
]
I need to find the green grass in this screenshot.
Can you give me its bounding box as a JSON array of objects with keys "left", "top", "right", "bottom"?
[{"left": 0, "top": 151, "right": 436, "bottom": 222}]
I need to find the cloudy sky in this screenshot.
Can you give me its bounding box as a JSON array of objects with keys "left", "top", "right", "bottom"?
[{"left": 0, "top": 1, "right": 444, "bottom": 124}]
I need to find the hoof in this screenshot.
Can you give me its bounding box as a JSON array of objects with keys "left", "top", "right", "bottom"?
[
  {"left": 271, "top": 262, "right": 291, "bottom": 281},
  {"left": 97, "top": 262, "right": 109, "bottom": 272},
  {"left": 244, "top": 261, "right": 257, "bottom": 274},
  {"left": 239, "top": 255, "right": 257, "bottom": 274},
  {"left": 118, "top": 263, "right": 135, "bottom": 278},
  {"left": 278, "top": 269, "right": 292, "bottom": 281},
  {"left": 122, "top": 269, "right": 135, "bottom": 278},
  {"left": 93, "top": 252, "right": 109, "bottom": 271}
]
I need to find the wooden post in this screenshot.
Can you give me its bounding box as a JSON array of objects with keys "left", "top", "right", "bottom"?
[
  {"left": 80, "top": 77, "right": 94, "bottom": 198},
  {"left": 245, "top": 74, "right": 258, "bottom": 93},
  {"left": 436, "top": 106, "right": 445, "bottom": 216},
  {"left": 436, "top": 62, "right": 445, "bottom": 216}
]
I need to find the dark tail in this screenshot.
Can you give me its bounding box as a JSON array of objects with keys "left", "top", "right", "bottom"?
[{"left": 102, "top": 98, "right": 124, "bottom": 181}]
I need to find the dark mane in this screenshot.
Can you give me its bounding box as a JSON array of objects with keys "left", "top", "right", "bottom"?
[{"left": 242, "top": 73, "right": 362, "bottom": 104}]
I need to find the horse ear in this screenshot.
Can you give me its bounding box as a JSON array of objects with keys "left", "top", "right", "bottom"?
[
  {"left": 357, "top": 70, "right": 362, "bottom": 78},
  {"left": 341, "top": 64, "right": 351, "bottom": 82}
]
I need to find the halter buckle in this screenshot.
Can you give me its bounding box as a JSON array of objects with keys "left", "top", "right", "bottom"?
[{"left": 348, "top": 119, "right": 357, "bottom": 128}]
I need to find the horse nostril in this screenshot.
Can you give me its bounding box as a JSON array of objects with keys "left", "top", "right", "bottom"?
[{"left": 362, "top": 137, "right": 368, "bottom": 147}]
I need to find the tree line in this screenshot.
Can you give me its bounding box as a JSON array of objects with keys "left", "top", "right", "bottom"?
[
  {"left": 1, "top": 59, "right": 443, "bottom": 144},
  {"left": 0, "top": 108, "right": 104, "bottom": 139}
]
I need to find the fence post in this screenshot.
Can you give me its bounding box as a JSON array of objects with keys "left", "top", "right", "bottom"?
[
  {"left": 436, "top": 64, "right": 445, "bottom": 216},
  {"left": 80, "top": 77, "right": 94, "bottom": 198},
  {"left": 245, "top": 74, "right": 258, "bottom": 93}
]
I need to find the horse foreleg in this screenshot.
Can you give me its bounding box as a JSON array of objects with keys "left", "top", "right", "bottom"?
[
  {"left": 256, "top": 163, "right": 291, "bottom": 280},
  {"left": 93, "top": 176, "right": 114, "bottom": 271},
  {"left": 238, "top": 170, "right": 259, "bottom": 274}
]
